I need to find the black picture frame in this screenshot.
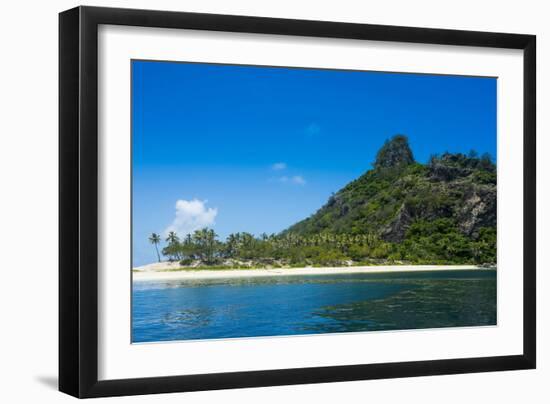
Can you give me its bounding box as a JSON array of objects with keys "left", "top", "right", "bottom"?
[{"left": 59, "top": 5, "right": 536, "bottom": 398}]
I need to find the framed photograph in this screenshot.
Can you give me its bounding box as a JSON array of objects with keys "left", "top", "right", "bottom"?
[{"left": 59, "top": 6, "right": 536, "bottom": 398}]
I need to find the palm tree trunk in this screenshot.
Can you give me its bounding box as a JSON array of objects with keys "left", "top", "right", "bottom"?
[{"left": 155, "top": 243, "right": 161, "bottom": 262}]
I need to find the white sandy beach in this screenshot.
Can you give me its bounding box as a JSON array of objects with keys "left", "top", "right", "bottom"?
[{"left": 132, "top": 264, "right": 490, "bottom": 282}]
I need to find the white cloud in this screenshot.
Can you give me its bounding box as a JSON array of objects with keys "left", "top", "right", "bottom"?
[
  {"left": 271, "top": 162, "right": 287, "bottom": 171},
  {"left": 164, "top": 199, "right": 218, "bottom": 237},
  {"left": 277, "top": 175, "right": 306, "bottom": 186},
  {"left": 291, "top": 175, "right": 306, "bottom": 185}
]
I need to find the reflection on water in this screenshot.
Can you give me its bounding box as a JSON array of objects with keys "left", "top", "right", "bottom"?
[
  {"left": 306, "top": 279, "right": 496, "bottom": 333},
  {"left": 132, "top": 270, "right": 496, "bottom": 343}
]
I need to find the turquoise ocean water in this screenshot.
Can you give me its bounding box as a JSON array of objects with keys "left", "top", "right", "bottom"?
[{"left": 132, "top": 269, "right": 496, "bottom": 343}]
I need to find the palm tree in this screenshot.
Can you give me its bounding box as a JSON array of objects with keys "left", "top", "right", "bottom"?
[
  {"left": 165, "top": 231, "right": 181, "bottom": 260},
  {"left": 225, "top": 233, "right": 239, "bottom": 258},
  {"left": 166, "top": 231, "right": 180, "bottom": 245},
  {"left": 205, "top": 228, "right": 218, "bottom": 263},
  {"left": 148, "top": 233, "right": 161, "bottom": 262}
]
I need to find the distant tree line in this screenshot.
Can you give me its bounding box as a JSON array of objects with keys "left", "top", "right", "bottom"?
[{"left": 148, "top": 224, "right": 495, "bottom": 268}]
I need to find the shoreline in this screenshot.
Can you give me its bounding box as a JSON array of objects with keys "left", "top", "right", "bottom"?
[{"left": 132, "top": 264, "right": 493, "bottom": 282}]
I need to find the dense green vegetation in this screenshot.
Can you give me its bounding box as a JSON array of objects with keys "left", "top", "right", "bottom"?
[
  {"left": 152, "top": 228, "right": 394, "bottom": 268},
  {"left": 148, "top": 135, "right": 496, "bottom": 268}
]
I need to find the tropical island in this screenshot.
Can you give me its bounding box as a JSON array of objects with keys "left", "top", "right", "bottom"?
[{"left": 134, "top": 136, "right": 496, "bottom": 276}]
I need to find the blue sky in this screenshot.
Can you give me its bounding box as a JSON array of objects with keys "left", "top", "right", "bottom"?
[{"left": 132, "top": 60, "right": 496, "bottom": 266}]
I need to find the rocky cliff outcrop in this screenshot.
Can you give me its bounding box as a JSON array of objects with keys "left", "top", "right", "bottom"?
[
  {"left": 374, "top": 135, "right": 415, "bottom": 169},
  {"left": 285, "top": 136, "right": 496, "bottom": 259}
]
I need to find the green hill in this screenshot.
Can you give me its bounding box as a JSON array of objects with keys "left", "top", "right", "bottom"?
[{"left": 284, "top": 135, "right": 496, "bottom": 264}]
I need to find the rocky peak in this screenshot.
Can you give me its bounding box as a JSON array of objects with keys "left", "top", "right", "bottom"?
[
  {"left": 428, "top": 152, "right": 495, "bottom": 182},
  {"left": 374, "top": 135, "right": 415, "bottom": 170}
]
